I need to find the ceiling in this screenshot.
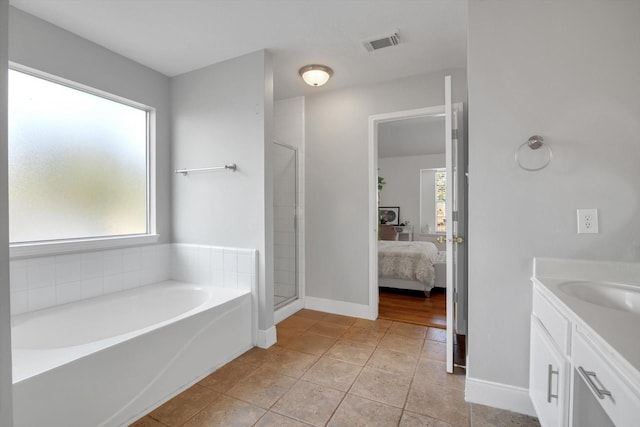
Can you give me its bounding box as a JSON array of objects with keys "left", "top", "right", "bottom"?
[
  {"left": 378, "top": 115, "right": 445, "bottom": 158},
  {"left": 9, "top": 0, "right": 467, "bottom": 99}
]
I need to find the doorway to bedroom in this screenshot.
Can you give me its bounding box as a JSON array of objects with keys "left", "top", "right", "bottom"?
[
  {"left": 368, "top": 77, "right": 467, "bottom": 372},
  {"left": 375, "top": 110, "right": 448, "bottom": 328}
]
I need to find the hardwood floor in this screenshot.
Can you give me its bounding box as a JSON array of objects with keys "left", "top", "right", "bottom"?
[
  {"left": 378, "top": 287, "right": 446, "bottom": 329},
  {"left": 378, "top": 287, "right": 466, "bottom": 366}
]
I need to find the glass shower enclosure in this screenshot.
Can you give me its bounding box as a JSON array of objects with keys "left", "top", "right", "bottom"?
[{"left": 273, "top": 142, "right": 298, "bottom": 308}]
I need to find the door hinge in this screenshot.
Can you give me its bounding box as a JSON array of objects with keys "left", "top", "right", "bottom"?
[
  {"left": 451, "top": 129, "right": 459, "bottom": 140},
  {"left": 453, "top": 289, "right": 458, "bottom": 303},
  {"left": 452, "top": 211, "right": 459, "bottom": 221}
]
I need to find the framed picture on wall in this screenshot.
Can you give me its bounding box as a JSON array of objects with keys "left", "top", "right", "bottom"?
[{"left": 378, "top": 206, "right": 400, "bottom": 226}]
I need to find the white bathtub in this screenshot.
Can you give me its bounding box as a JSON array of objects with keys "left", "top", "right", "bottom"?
[{"left": 12, "top": 280, "right": 253, "bottom": 427}]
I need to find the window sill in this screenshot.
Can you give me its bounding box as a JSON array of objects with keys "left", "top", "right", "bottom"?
[{"left": 10, "top": 234, "right": 160, "bottom": 259}]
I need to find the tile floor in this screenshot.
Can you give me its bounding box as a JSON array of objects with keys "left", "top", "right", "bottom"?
[{"left": 131, "top": 309, "right": 540, "bottom": 427}]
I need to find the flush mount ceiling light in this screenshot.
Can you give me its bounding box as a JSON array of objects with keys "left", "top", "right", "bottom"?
[{"left": 299, "top": 64, "right": 333, "bottom": 87}]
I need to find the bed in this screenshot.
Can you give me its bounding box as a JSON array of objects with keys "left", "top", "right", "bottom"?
[{"left": 378, "top": 241, "right": 442, "bottom": 297}]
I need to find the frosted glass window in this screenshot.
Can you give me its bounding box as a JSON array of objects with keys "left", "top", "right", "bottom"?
[{"left": 8, "top": 69, "right": 149, "bottom": 243}]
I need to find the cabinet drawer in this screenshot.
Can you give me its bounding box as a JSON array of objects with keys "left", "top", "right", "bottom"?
[
  {"left": 533, "top": 287, "right": 570, "bottom": 355},
  {"left": 573, "top": 330, "right": 640, "bottom": 427}
]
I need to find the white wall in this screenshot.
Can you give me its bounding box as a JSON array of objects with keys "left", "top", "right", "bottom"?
[
  {"left": 0, "top": 1, "right": 12, "bottom": 424},
  {"left": 378, "top": 118, "right": 445, "bottom": 158},
  {"left": 305, "top": 69, "right": 466, "bottom": 306},
  {"left": 8, "top": 8, "right": 172, "bottom": 243},
  {"left": 467, "top": 0, "right": 640, "bottom": 412},
  {"left": 378, "top": 154, "right": 445, "bottom": 229},
  {"left": 171, "top": 50, "right": 275, "bottom": 334}
]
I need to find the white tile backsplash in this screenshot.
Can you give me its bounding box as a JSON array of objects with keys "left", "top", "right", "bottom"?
[
  {"left": 224, "top": 270, "right": 238, "bottom": 289},
  {"left": 237, "top": 253, "right": 252, "bottom": 274},
  {"left": 27, "top": 257, "right": 55, "bottom": 289},
  {"left": 11, "top": 291, "right": 28, "bottom": 315},
  {"left": 10, "top": 243, "right": 256, "bottom": 315},
  {"left": 55, "top": 255, "right": 82, "bottom": 285},
  {"left": 82, "top": 277, "right": 104, "bottom": 298},
  {"left": 103, "top": 273, "right": 124, "bottom": 294},
  {"left": 103, "top": 250, "right": 123, "bottom": 276},
  {"left": 212, "top": 248, "right": 224, "bottom": 271},
  {"left": 10, "top": 261, "right": 28, "bottom": 292},
  {"left": 224, "top": 249, "right": 237, "bottom": 272},
  {"left": 122, "top": 247, "right": 141, "bottom": 272},
  {"left": 123, "top": 269, "right": 142, "bottom": 290},
  {"left": 28, "top": 287, "right": 56, "bottom": 311},
  {"left": 81, "top": 252, "right": 104, "bottom": 279},
  {"left": 196, "top": 246, "right": 212, "bottom": 285},
  {"left": 157, "top": 245, "right": 171, "bottom": 280},
  {"left": 172, "top": 244, "right": 197, "bottom": 283},
  {"left": 237, "top": 273, "right": 252, "bottom": 291},
  {"left": 140, "top": 247, "right": 156, "bottom": 282},
  {"left": 56, "top": 281, "right": 82, "bottom": 305},
  {"left": 140, "top": 266, "right": 156, "bottom": 287},
  {"left": 212, "top": 269, "right": 224, "bottom": 287}
]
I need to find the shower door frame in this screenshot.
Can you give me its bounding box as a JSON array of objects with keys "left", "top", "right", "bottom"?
[{"left": 273, "top": 141, "right": 300, "bottom": 312}]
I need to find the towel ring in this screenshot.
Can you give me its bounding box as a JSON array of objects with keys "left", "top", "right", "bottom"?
[{"left": 515, "top": 135, "right": 552, "bottom": 171}]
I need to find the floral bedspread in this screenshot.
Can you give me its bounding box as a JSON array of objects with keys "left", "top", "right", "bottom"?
[{"left": 378, "top": 241, "right": 438, "bottom": 286}]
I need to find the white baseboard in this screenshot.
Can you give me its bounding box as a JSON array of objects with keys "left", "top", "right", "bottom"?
[
  {"left": 304, "top": 296, "right": 371, "bottom": 319},
  {"left": 466, "top": 376, "right": 536, "bottom": 417},
  {"left": 256, "top": 326, "right": 277, "bottom": 349},
  {"left": 274, "top": 299, "right": 304, "bottom": 324}
]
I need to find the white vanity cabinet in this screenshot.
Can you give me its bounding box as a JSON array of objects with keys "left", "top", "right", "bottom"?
[
  {"left": 572, "top": 330, "right": 639, "bottom": 427},
  {"left": 530, "top": 317, "right": 568, "bottom": 427},
  {"left": 530, "top": 289, "right": 570, "bottom": 427},
  {"left": 530, "top": 258, "right": 640, "bottom": 427}
]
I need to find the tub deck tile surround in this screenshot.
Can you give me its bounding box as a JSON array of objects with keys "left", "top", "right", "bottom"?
[
  {"left": 131, "top": 310, "right": 540, "bottom": 427},
  {"left": 10, "top": 243, "right": 256, "bottom": 316}
]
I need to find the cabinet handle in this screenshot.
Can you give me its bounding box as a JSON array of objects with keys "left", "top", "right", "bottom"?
[
  {"left": 578, "top": 366, "right": 612, "bottom": 400},
  {"left": 547, "top": 364, "right": 559, "bottom": 403}
]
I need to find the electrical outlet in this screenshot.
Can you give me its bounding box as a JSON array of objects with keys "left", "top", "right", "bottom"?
[{"left": 577, "top": 209, "right": 599, "bottom": 234}]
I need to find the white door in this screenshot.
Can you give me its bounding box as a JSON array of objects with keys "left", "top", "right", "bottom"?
[{"left": 445, "top": 75, "right": 464, "bottom": 373}]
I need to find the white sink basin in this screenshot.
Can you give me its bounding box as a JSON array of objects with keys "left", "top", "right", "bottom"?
[{"left": 558, "top": 281, "right": 640, "bottom": 315}]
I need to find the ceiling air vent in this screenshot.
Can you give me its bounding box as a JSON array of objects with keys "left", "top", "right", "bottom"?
[{"left": 363, "top": 31, "right": 400, "bottom": 52}]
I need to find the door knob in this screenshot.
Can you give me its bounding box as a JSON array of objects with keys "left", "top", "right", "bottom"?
[{"left": 436, "top": 236, "right": 464, "bottom": 244}]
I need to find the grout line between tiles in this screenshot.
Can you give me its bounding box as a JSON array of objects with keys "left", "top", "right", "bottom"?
[{"left": 147, "top": 413, "right": 171, "bottom": 427}]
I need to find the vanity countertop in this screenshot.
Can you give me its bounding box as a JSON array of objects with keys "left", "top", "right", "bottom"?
[{"left": 532, "top": 257, "right": 640, "bottom": 386}]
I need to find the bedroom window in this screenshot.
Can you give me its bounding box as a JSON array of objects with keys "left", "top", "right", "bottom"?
[
  {"left": 8, "top": 66, "right": 155, "bottom": 252},
  {"left": 435, "top": 169, "right": 446, "bottom": 233}
]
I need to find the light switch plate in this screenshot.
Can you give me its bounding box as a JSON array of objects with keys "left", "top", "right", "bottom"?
[{"left": 577, "top": 209, "right": 598, "bottom": 234}]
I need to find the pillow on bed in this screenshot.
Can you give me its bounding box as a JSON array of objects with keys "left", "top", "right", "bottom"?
[{"left": 379, "top": 225, "right": 398, "bottom": 241}]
